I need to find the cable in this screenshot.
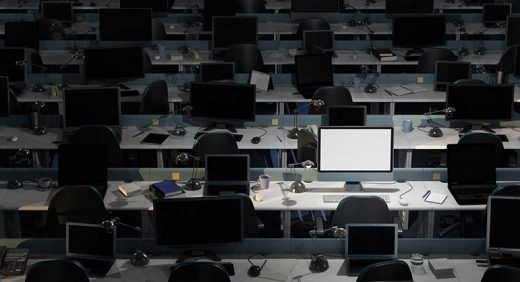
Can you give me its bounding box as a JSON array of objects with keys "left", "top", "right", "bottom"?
[
  {"left": 256, "top": 127, "right": 268, "bottom": 138},
  {"left": 399, "top": 181, "right": 413, "bottom": 199}
]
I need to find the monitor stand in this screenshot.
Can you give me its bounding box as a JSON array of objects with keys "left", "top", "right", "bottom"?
[
  {"left": 460, "top": 123, "right": 496, "bottom": 134},
  {"left": 344, "top": 181, "right": 366, "bottom": 192},
  {"left": 203, "top": 123, "right": 238, "bottom": 133},
  {"left": 176, "top": 249, "right": 221, "bottom": 263}
]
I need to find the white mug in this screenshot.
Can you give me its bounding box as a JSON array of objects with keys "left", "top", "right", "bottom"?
[{"left": 257, "top": 174, "right": 271, "bottom": 189}]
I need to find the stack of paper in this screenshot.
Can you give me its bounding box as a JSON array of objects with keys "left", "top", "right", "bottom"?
[{"left": 428, "top": 258, "right": 455, "bottom": 279}]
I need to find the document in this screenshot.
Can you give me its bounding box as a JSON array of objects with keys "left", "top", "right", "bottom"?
[{"left": 385, "top": 84, "right": 427, "bottom": 96}]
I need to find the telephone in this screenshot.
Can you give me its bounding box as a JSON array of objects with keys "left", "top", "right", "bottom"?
[{"left": 0, "top": 247, "right": 29, "bottom": 276}]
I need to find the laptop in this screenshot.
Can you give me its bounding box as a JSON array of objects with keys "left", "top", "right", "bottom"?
[
  {"left": 487, "top": 196, "right": 520, "bottom": 267},
  {"left": 66, "top": 222, "right": 116, "bottom": 276},
  {"left": 345, "top": 224, "right": 398, "bottom": 276},
  {"left": 295, "top": 53, "right": 334, "bottom": 99},
  {"left": 447, "top": 143, "right": 497, "bottom": 205},
  {"left": 204, "top": 154, "right": 251, "bottom": 196}
]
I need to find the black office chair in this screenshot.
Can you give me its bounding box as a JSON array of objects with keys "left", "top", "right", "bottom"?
[
  {"left": 169, "top": 262, "right": 231, "bottom": 282},
  {"left": 152, "top": 18, "right": 167, "bottom": 40},
  {"left": 143, "top": 50, "right": 153, "bottom": 73},
  {"left": 297, "top": 128, "right": 317, "bottom": 163},
  {"left": 481, "top": 264, "right": 520, "bottom": 282},
  {"left": 308, "top": 86, "right": 353, "bottom": 114},
  {"left": 44, "top": 185, "right": 108, "bottom": 237},
  {"left": 192, "top": 131, "right": 239, "bottom": 166},
  {"left": 235, "top": 0, "right": 266, "bottom": 13},
  {"left": 38, "top": 18, "right": 64, "bottom": 40},
  {"left": 71, "top": 125, "right": 124, "bottom": 167},
  {"left": 497, "top": 44, "right": 518, "bottom": 74},
  {"left": 357, "top": 260, "right": 413, "bottom": 282},
  {"left": 296, "top": 18, "right": 331, "bottom": 40},
  {"left": 26, "top": 259, "right": 90, "bottom": 282},
  {"left": 222, "top": 193, "right": 262, "bottom": 238},
  {"left": 139, "top": 80, "right": 169, "bottom": 114},
  {"left": 224, "top": 44, "right": 267, "bottom": 73},
  {"left": 417, "top": 48, "right": 458, "bottom": 73},
  {"left": 453, "top": 79, "right": 486, "bottom": 85},
  {"left": 331, "top": 196, "right": 393, "bottom": 227}
]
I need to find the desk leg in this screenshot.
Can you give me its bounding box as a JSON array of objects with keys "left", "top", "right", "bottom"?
[
  {"left": 389, "top": 102, "right": 395, "bottom": 115},
  {"left": 399, "top": 210, "right": 409, "bottom": 231},
  {"left": 426, "top": 210, "right": 435, "bottom": 238},
  {"left": 156, "top": 150, "right": 164, "bottom": 168},
  {"left": 282, "top": 210, "right": 291, "bottom": 238},
  {"left": 31, "top": 151, "right": 41, "bottom": 168},
  {"left": 417, "top": 211, "right": 435, "bottom": 238},
  {"left": 405, "top": 149, "right": 412, "bottom": 168},
  {"left": 281, "top": 149, "right": 287, "bottom": 168}
]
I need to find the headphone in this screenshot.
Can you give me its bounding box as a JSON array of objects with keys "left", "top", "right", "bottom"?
[{"left": 247, "top": 254, "right": 268, "bottom": 277}]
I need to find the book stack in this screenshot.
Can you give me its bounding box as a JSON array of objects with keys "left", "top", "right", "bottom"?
[
  {"left": 428, "top": 258, "right": 455, "bottom": 279},
  {"left": 372, "top": 48, "right": 397, "bottom": 61},
  {"left": 149, "top": 180, "right": 184, "bottom": 199}
]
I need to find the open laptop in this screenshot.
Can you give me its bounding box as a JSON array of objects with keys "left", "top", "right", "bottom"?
[
  {"left": 66, "top": 222, "right": 116, "bottom": 276},
  {"left": 204, "top": 154, "right": 251, "bottom": 196},
  {"left": 295, "top": 53, "right": 334, "bottom": 99},
  {"left": 345, "top": 224, "right": 398, "bottom": 276},
  {"left": 487, "top": 195, "right": 520, "bottom": 268},
  {"left": 447, "top": 143, "right": 497, "bottom": 205}
]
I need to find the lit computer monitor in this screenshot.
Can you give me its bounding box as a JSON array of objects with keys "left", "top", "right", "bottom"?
[
  {"left": 190, "top": 82, "right": 256, "bottom": 132},
  {"left": 99, "top": 8, "right": 152, "bottom": 41},
  {"left": 200, "top": 62, "right": 235, "bottom": 82},
  {"left": 487, "top": 196, "right": 520, "bottom": 261},
  {"left": 41, "top": 1, "right": 73, "bottom": 22},
  {"left": 5, "top": 21, "right": 39, "bottom": 50},
  {"left": 483, "top": 3, "right": 512, "bottom": 27},
  {"left": 0, "top": 48, "right": 26, "bottom": 84},
  {"left": 446, "top": 84, "right": 514, "bottom": 132},
  {"left": 212, "top": 16, "right": 257, "bottom": 51},
  {"left": 385, "top": 0, "right": 434, "bottom": 14},
  {"left": 506, "top": 16, "right": 520, "bottom": 47},
  {"left": 291, "top": 0, "right": 339, "bottom": 13},
  {"left": 434, "top": 61, "right": 472, "bottom": 91},
  {"left": 203, "top": 0, "right": 234, "bottom": 31},
  {"left": 318, "top": 127, "right": 394, "bottom": 191},
  {"left": 0, "top": 77, "right": 9, "bottom": 117},
  {"left": 392, "top": 16, "right": 446, "bottom": 55},
  {"left": 154, "top": 197, "right": 243, "bottom": 261},
  {"left": 303, "top": 30, "right": 334, "bottom": 53},
  {"left": 326, "top": 106, "right": 367, "bottom": 126},
  {"left": 295, "top": 53, "right": 334, "bottom": 99},
  {"left": 84, "top": 47, "right": 144, "bottom": 83},
  {"left": 63, "top": 87, "right": 121, "bottom": 129},
  {"left": 120, "top": 0, "right": 169, "bottom": 13}
]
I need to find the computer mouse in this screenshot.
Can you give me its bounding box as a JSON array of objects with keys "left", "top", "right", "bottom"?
[
  {"left": 8, "top": 136, "right": 18, "bottom": 142},
  {"left": 247, "top": 265, "right": 261, "bottom": 277},
  {"left": 169, "top": 25, "right": 175, "bottom": 29},
  {"left": 428, "top": 127, "right": 444, "bottom": 138},
  {"left": 153, "top": 55, "right": 161, "bottom": 60},
  {"left": 251, "top": 136, "right": 261, "bottom": 144},
  {"left": 399, "top": 198, "right": 409, "bottom": 206}
]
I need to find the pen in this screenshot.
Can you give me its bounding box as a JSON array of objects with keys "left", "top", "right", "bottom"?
[
  {"left": 276, "top": 135, "right": 282, "bottom": 143},
  {"left": 133, "top": 131, "right": 145, "bottom": 138},
  {"left": 422, "top": 190, "right": 431, "bottom": 199}
]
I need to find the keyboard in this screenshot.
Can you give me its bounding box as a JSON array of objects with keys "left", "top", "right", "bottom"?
[
  {"left": 323, "top": 194, "right": 390, "bottom": 203},
  {"left": 194, "top": 131, "right": 243, "bottom": 142}
]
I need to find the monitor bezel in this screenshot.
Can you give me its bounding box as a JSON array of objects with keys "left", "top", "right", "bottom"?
[
  {"left": 483, "top": 3, "right": 512, "bottom": 25},
  {"left": 486, "top": 195, "right": 520, "bottom": 253},
  {"left": 506, "top": 15, "right": 520, "bottom": 47},
  {"left": 83, "top": 46, "right": 145, "bottom": 83},
  {"left": 66, "top": 222, "right": 116, "bottom": 259},
  {"left": 41, "top": 1, "right": 74, "bottom": 22},
  {"left": 0, "top": 48, "right": 27, "bottom": 84},
  {"left": 345, "top": 223, "right": 398, "bottom": 259},
  {"left": 0, "top": 76, "right": 10, "bottom": 117},
  {"left": 514, "top": 45, "right": 520, "bottom": 77},
  {"left": 385, "top": 0, "right": 435, "bottom": 14},
  {"left": 326, "top": 105, "right": 367, "bottom": 126},
  {"left": 200, "top": 62, "right": 236, "bottom": 82},
  {"left": 392, "top": 15, "right": 447, "bottom": 48},
  {"left": 291, "top": 0, "right": 339, "bottom": 13},
  {"left": 5, "top": 21, "right": 40, "bottom": 50},
  {"left": 295, "top": 53, "right": 334, "bottom": 88},
  {"left": 205, "top": 154, "right": 250, "bottom": 185},
  {"left": 212, "top": 16, "right": 258, "bottom": 51},
  {"left": 119, "top": 0, "right": 170, "bottom": 13},
  {"left": 98, "top": 8, "right": 153, "bottom": 42},
  {"left": 434, "top": 61, "right": 472, "bottom": 90}
]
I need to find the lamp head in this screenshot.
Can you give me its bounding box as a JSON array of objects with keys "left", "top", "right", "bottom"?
[
  {"left": 14, "top": 60, "right": 26, "bottom": 68},
  {"left": 445, "top": 107, "right": 456, "bottom": 117},
  {"left": 176, "top": 152, "right": 190, "bottom": 164},
  {"left": 15, "top": 148, "right": 30, "bottom": 158},
  {"left": 101, "top": 219, "right": 116, "bottom": 233},
  {"left": 302, "top": 160, "right": 315, "bottom": 168},
  {"left": 311, "top": 99, "right": 325, "bottom": 108}
]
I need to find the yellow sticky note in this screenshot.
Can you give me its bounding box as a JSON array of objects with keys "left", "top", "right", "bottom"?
[
  {"left": 272, "top": 119, "right": 279, "bottom": 126},
  {"left": 171, "top": 172, "right": 180, "bottom": 181},
  {"left": 417, "top": 76, "right": 424, "bottom": 84},
  {"left": 432, "top": 172, "right": 441, "bottom": 181},
  {"left": 152, "top": 119, "right": 159, "bottom": 126}
]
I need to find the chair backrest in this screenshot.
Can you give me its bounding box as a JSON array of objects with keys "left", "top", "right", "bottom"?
[
  {"left": 498, "top": 44, "right": 518, "bottom": 73},
  {"left": 297, "top": 128, "right": 317, "bottom": 163},
  {"left": 224, "top": 43, "right": 266, "bottom": 73},
  {"left": 331, "top": 196, "right": 393, "bottom": 227},
  {"left": 481, "top": 264, "right": 520, "bottom": 282},
  {"left": 492, "top": 185, "right": 520, "bottom": 196},
  {"left": 235, "top": 0, "right": 266, "bottom": 13},
  {"left": 26, "top": 259, "right": 90, "bottom": 282},
  {"left": 309, "top": 86, "right": 353, "bottom": 114},
  {"left": 45, "top": 185, "right": 108, "bottom": 237},
  {"left": 71, "top": 125, "right": 123, "bottom": 167},
  {"left": 192, "top": 132, "right": 239, "bottom": 166},
  {"left": 38, "top": 18, "right": 64, "bottom": 40},
  {"left": 140, "top": 80, "right": 169, "bottom": 114},
  {"left": 453, "top": 79, "right": 486, "bottom": 85},
  {"left": 152, "top": 18, "right": 167, "bottom": 40},
  {"left": 222, "top": 193, "right": 259, "bottom": 237},
  {"left": 143, "top": 50, "right": 153, "bottom": 73},
  {"left": 458, "top": 133, "right": 507, "bottom": 167},
  {"left": 296, "top": 18, "right": 331, "bottom": 40},
  {"left": 357, "top": 260, "right": 413, "bottom": 282},
  {"left": 417, "top": 48, "right": 458, "bottom": 73},
  {"left": 169, "top": 262, "right": 231, "bottom": 282}
]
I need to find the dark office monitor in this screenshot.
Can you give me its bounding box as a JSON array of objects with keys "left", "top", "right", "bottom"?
[
  {"left": 154, "top": 197, "right": 243, "bottom": 245},
  {"left": 291, "top": 0, "right": 339, "bottom": 13},
  {"left": 447, "top": 143, "right": 496, "bottom": 185},
  {"left": 190, "top": 82, "right": 256, "bottom": 123},
  {"left": 515, "top": 45, "right": 520, "bottom": 77},
  {"left": 326, "top": 106, "right": 366, "bottom": 126},
  {"left": 496, "top": 0, "right": 520, "bottom": 13},
  {"left": 483, "top": 4, "right": 512, "bottom": 25},
  {"left": 446, "top": 84, "right": 514, "bottom": 121},
  {"left": 203, "top": 0, "right": 234, "bottom": 31},
  {"left": 487, "top": 196, "right": 520, "bottom": 252},
  {"left": 392, "top": 16, "right": 446, "bottom": 48},
  {"left": 0, "top": 48, "right": 26, "bottom": 84},
  {"left": 66, "top": 222, "right": 115, "bottom": 259},
  {"left": 58, "top": 144, "right": 108, "bottom": 194},
  {"left": 303, "top": 30, "right": 334, "bottom": 52},
  {"left": 84, "top": 47, "right": 144, "bottom": 83},
  {"left": 295, "top": 53, "right": 334, "bottom": 88},
  {"left": 5, "top": 21, "right": 39, "bottom": 50},
  {"left": 42, "top": 1, "right": 73, "bottom": 22},
  {"left": 506, "top": 16, "right": 520, "bottom": 47},
  {"left": 200, "top": 63, "right": 235, "bottom": 82},
  {"left": 120, "top": 0, "right": 169, "bottom": 13},
  {"left": 99, "top": 8, "right": 152, "bottom": 41},
  {"left": 206, "top": 155, "right": 250, "bottom": 182},
  {"left": 0, "top": 77, "right": 9, "bottom": 117},
  {"left": 434, "top": 61, "right": 472, "bottom": 91},
  {"left": 212, "top": 16, "right": 258, "bottom": 50},
  {"left": 63, "top": 87, "right": 121, "bottom": 128},
  {"left": 385, "top": 0, "right": 434, "bottom": 14}
]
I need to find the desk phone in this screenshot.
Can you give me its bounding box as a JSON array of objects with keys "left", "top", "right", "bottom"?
[{"left": 0, "top": 247, "right": 29, "bottom": 276}]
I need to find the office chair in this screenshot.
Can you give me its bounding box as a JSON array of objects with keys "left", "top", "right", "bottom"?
[
  {"left": 308, "top": 86, "right": 353, "bottom": 114},
  {"left": 224, "top": 44, "right": 267, "bottom": 73},
  {"left": 331, "top": 196, "right": 393, "bottom": 227},
  {"left": 192, "top": 131, "right": 239, "bottom": 166},
  {"left": 416, "top": 48, "right": 458, "bottom": 73},
  {"left": 296, "top": 18, "right": 331, "bottom": 40},
  {"left": 453, "top": 79, "right": 485, "bottom": 85},
  {"left": 71, "top": 125, "right": 124, "bottom": 167},
  {"left": 26, "top": 259, "right": 90, "bottom": 282},
  {"left": 235, "top": 0, "right": 266, "bottom": 13},
  {"left": 297, "top": 128, "right": 317, "bottom": 163},
  {"left": 142, "top": 50, "right": 153, "bottom": 73},
  {"left": 497, "top": 44, "right": 518, "bottom": 74},
  {"left": 139, "top": 80, "right": 169, "bottom": 115},
  {"left": 222, "top": 193, "right": 262, "bottom": 237},
  {"left": 29, "top": 51, "right": 45, "bottom": 73},
  {"left": 169, "top": 262, "right": 231, "bottom": 282},
  {"left": 38, "top": 18, "right": 65, "bottom": 40},
  {"left": 44, "top": 185, "right": 108, "bottom": 237},
  {"left": 152, "top": 18, "right": 167, "bottom": 40},
  {"left": 481, "top": 264, "right": 520, "bottom": 282},
  {"left": 356, "top": 260, "right": 413, "bottom": 282}
]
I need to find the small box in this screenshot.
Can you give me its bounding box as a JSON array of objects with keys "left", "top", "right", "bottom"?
[
  {"left": 118, "top": 183, "right": 142, "bottom": 197},
  {"left": 428, "top": 258, "right": 455, "bottom": 279}
]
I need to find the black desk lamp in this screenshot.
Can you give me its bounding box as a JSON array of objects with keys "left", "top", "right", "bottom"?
[
  {"left": 7, "top": 148, "right": 30, "bottom": 189},
  {"left": 287, "top": 100, "right": 325, "bottom": 139},
  {"left": 176, "top": 152, "right": 202, "bottom": 190},
  {"left": 101, "top": 218, "right": 149, "bottom": 266},
  {"left": 475, "top": 21, "right": 506, "bottom": 56},
  {"left": 424, "top": 107, "right": 456, "bottom": 138},
  {"left": 308, "top": 226, "right": 346, "bottom": 272},
  {"left": 288, "top": 160, "right": 315, "bottom": 193},
  {"left": 29, "top": 101, "right": 46, "bottom": 135}
]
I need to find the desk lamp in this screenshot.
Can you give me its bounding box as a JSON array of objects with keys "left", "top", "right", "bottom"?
[
  {"left": 29, "top": 101, "right": 46, "bottom": 135},
  {"left": 169, "top": 106, "right": 193, "bottom": 137},
  {"left": 308, "top": 226, "right": 346, "bottom": 272},
  {"left": 101, "top": 218, "right": 149, "bottom": 266},
  {"left": 175, "top": 152, "right": 202, "bottom": 190},
  {"left": 475, "top": 22, "right": 506, "bottom": 56},
  {"left": 15, "top": 60, "right": 49, "bottom": 92},
  {"left": 424, "top": 107, "right": 456, "bottom": 138},
  {"left": 287, "top": 100, "right": 325, "bottom": 139},
  {"left": 7, "top": 148, "right": 30, "bottom": 189},
  {"left": 288, "top": 160, "right": 315, "bottom": 193}
]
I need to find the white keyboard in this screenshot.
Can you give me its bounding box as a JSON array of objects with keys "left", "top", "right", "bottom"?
[{"left": 322, "top": 194, "right": 390, "bottom": 203}]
